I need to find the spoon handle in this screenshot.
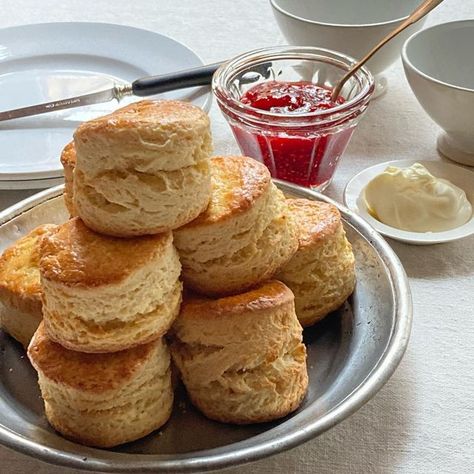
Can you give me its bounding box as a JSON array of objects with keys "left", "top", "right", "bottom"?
[{"left": 331, "top": 0, "right": 445, "bottom": 100}]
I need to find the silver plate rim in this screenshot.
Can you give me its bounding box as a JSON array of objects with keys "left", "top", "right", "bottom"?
[{"left": 0, "top": 182, "right": 412, "bottom": 472}]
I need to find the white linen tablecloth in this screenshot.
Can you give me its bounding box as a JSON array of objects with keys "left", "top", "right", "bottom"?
[{"left": 0, "top": 1, "right": 473, "bottom": 472}]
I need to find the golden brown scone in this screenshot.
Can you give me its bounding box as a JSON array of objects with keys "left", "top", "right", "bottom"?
[
  {"left": 60, "top": 141, "right": 76, "bottom": 217},
  {"left": 277, "top": 199, "right": 356, "bottom": 327},
  {"left": 40, "top": 217, "right": 182, "bottom": 353},
  {"left": 0, "top": 225, "right": 57, "bottom": 347},
  {"left": 73, "top": 99, "right": 212, "bottom": 237},
  {"left": 174, "top": 156, "right": 298, "bottom": 296},
  {"left": 170, "top": 281, "right": 308, "bottom": 424},
  {"left": 28, "top": 323, "right": 173, "bottom": 448}
]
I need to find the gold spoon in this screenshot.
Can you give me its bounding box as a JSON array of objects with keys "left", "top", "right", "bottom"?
[{"left": 331, "top": 0, "right": 446, "bottom": 101}]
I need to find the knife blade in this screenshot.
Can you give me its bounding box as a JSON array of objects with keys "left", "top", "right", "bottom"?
[
  {"left": 0, "top": 62, "right": 222, "bottom": 122},
  {"left": 0, "top": 86, "right": 132, "bottom": 122}
]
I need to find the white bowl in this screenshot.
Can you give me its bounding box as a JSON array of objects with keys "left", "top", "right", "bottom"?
[
  {"left": 402, "top": 20, "right": 474, "bottom": 166},
  {"left": 344, "top": 159, "right": 474, "bottom": 245},
  {"left": 270, "top": 0, "right": 427, "bottom": 97}
]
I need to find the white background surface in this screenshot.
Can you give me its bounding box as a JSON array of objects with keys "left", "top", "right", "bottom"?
[{"left": 0, "top": 1, "right": 473, "bottom": 473}]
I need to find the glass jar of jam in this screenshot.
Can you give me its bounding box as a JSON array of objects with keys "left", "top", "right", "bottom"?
[{"left": 212, "top": 46, "right": 375, "bottom": 191}]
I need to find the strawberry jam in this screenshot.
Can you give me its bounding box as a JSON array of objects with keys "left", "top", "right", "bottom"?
[
  {"left": 240, "top": 81, "right": 344, "bottom": 113},
  {"left": 232, "top": 81, "right": 355, "bottom": 189}
]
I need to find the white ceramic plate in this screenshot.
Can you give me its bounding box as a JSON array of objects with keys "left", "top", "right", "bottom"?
[
  {"left": 344, "top": 159, "right": 474, "bottom": 245},
  {"left": 0, "top": 22, "right": 211, "bottom": 185}
]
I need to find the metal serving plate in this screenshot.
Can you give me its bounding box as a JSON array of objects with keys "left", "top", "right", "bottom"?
[{"left": 0, "top": 182, "right": 412, "bottom": 473}]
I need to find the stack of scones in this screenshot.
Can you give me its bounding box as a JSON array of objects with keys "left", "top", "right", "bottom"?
[{"left": 0, "top": 99, "right": 356, "bottom": 448}]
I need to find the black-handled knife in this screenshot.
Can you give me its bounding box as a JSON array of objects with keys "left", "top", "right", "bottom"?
[{"left": 0, "top": 62, "right": 223, "bottom": 122}]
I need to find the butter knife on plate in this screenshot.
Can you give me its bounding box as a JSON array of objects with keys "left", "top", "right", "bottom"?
[{"left": 0, "top": 62, "right": 222, "bottom": 122}]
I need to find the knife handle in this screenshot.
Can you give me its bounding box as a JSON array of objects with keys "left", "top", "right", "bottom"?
[{"left": 131, "top": 62, "right": 222, "bottom": 96}]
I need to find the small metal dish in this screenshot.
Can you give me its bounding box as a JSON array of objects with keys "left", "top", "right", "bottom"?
[{"left": 0, "top": 182, "right": 412, "bottom": 473}]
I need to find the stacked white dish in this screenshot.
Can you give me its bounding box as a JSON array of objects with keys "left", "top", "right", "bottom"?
[{"left": 0, "top": 22, "right": 211, "bottom": 190}]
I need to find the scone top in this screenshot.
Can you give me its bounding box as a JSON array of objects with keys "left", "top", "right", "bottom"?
[
  {"left": 173, "top": 280, "right": 298, "bottom": 347},
  {"left": 74, "top": 99, "right": 207, "bottom": 130},
  {"left": 180, "top": 155, "right": 272, "bottom": 227},
  {"left": 28, "top": 322, "right": 161, "bottom": 393},
  {"left": 73, "top": 99, "right": 212, "bottom": 172},
  {"left": 39, "top": 217, "right": 173, "bottom": 287},
  {"left": 288, "top": 199, "right": 342, "bottom": 248},
  {"left": 0, "top": 224, "right": 57, "bottom": 307},
  {"left": 179, "top": 280, "right": 293, "bottom": 317}
]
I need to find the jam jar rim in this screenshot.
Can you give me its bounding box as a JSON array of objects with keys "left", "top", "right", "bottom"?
[{"left": 212, "top": 46, "right": 375, "bottom": 126}]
